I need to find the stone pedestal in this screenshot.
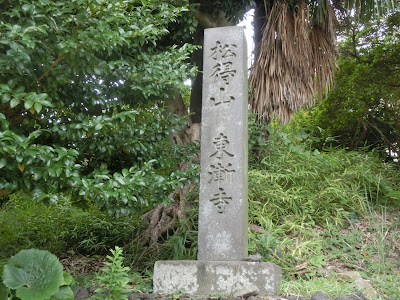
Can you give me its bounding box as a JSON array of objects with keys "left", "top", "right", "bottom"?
[{"left": 153, "top": 261, "right": 282, "bottom": 296}]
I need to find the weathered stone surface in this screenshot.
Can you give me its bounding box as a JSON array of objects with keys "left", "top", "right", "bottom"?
[
  {"left": 247, "top": 296, "right": 265, "bottom": 300},
  {"left": 249, "top": 224, "right": 265, "bottom": 234},
  {"left": 128, "top": 293, "right": 155, "bottom": 300},
  {"left": 285, "top": 296, "right": 310, "bottom": 300},
  {"left": 153, "top": 26, "right": 281, "bottom": 298},
  {"left": 73, "top": 286, "right": 91, "bottom": 300},
  {"left": 336, "top": 271, "right": 362, "bottom": 282},
  {"left": 198, "top": 26, "right": 248, "bottom": 261},
  {"left": 242, "top": 253, "right": 262, "bottom": 262},
  {"left": 352, "top": 279, "right": 377, "bottom": 297},
  {"left": 233, "top": 286, "right": 259, "bottom": 298},
  {"left": 153, "top": 260, "right": 281, "bottom": 296},
  {"left": 336, "top": 290, "right": 368, "bottom": 300}
]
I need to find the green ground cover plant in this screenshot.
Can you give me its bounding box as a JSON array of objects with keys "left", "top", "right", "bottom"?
[
  {"left": 278, "top": 276, "right": 356, "bottom": 298},
  {"left": 248, "top": 123, "right": 399, "bottom": 229},
  {"left": 0, "top": 193, "right": 142, "bottom": 259}
]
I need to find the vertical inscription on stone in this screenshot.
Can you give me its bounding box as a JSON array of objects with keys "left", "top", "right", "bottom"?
[{"left": 198, "top": 27, "right": 248, "bottom": 261}]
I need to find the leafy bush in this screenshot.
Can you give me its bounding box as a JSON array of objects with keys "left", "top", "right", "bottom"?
[
  {"left": 292, "top": 12, "right": 400, "bottom": 161},
  {"left": 0, "top": 0, "right": 198, "bottom": 215},
  {"left": 0, "top": 193, "right": 142, "bottom": 259}
]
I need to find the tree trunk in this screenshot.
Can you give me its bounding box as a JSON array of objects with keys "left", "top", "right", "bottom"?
[
  {"left": 253, "top": 0, "right": 267, "bottom": 53},
  {"left": 138, "top": 92, "right": 200, "bottom": 247}
]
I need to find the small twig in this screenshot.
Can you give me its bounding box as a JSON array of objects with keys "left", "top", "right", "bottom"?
[
  {"left": 31, "top": 53, "right": 65, "bottom": 86},
  {"left": 344, "top": 263, "right": 368, "bottom": 272}
]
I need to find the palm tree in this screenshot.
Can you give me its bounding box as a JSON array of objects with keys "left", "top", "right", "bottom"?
[{"left": 248, "top": 0, "right": 397, "bottom": 122}]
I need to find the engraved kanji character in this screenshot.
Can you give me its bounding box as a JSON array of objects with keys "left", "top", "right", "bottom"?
[
  {"left": 210, "top": 61, "right": 236, "bottom": 85},
  {"left": 210, "top": 133, "right": 234, "bottom": 159},
  {"left": 209, "top": 41, "right": 237, "bottom": 85},
  {"left": 210, "top": 187, "right": 232, "bottom": 213},
  {"left": 208, "top": 162, "right": 235, "bottom": 184},
  {"left": 210, "top": 41, "right": 237, "bottom": 61},
  {"left": 210, "top": 87, "right": 235, "bottom": 105}
]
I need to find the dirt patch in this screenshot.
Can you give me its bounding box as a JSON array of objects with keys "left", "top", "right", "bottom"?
[{"left": 59, "top": 254, "right": 106, "bottom": 278}]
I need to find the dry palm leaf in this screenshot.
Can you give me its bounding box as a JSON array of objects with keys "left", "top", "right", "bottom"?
[{"left": 249, "top": 0, "right": 338, "bottom": 123}]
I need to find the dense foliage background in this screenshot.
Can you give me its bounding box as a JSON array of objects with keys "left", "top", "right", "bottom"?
[
  {"left": 295, "top": 12, "right": 400, "bottom": 161},
  {"left": 0, "top": 0, "right": 199, "bottom": 215}
]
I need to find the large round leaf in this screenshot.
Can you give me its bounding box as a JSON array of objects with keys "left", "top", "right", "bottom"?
[{"left": 2, "top": 249, "right": 63, "bottom": 300}]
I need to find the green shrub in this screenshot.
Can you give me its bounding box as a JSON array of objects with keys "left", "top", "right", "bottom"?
[{"left": 0, "top": 193, "right": 143, "bottom": 259}]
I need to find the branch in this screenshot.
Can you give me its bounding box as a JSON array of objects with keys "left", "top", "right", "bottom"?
[
  {"left": 367, "top": 119, "right": 399, "bottom": 157},
  {"left": 351, "top": 26, "right": 359, "bottom": 60},
  {"left": 193, "top": 9, "right": 233, "bottom": 28},
  {"left": 31, "top": 53, "right": 65, "bottom": 86}
]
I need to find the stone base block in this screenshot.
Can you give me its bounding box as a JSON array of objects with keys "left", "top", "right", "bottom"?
[{"left": 153, "top": 260, "right": 282, "bottom": 297}]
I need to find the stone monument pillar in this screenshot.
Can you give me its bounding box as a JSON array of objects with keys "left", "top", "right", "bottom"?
[
  {"left": 198, "top": 26, "right": 248, "bottom": 261},
  {"left": 153, "top": 26, "right": 282, "bottom": 297}
]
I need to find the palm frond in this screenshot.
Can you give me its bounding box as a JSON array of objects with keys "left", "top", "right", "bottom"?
[
  {"left": 349, "top": 0, "right": 397, "bottom": 19},
  {"left": 310, "top": 2, "right": 338, "bottom": 100},
  {"left": 249, "top": 0, "right": 396, "bottom": 123},
  {"left": 249, "top": 0, "right": 338, "bottom": 123}
]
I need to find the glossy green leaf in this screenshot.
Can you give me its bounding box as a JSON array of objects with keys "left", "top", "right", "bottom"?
[
  {"left": 61, "top": 272, "right": 73, "bottom": 286},
  {"left": 10, "top": 98, "right": 20, "bottom": 108},
  {"left": 24, "top": 99, "right": 34, "bottom": 110},
  {"left": 1, "top": 93, "right": 11, "bottom": 103},
  {"left": 0, "top": 158, "right": 6, "bottom": 169},
  {"left": 34, "top": 102, "right": 43, "bottom": 113}
]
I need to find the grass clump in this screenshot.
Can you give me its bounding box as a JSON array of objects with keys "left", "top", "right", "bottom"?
[
  {"left": 279, "top": 276, "right": 355, "bottom": 298},
  {"left": 0, "top": 193, "right": 142, "bottom": 259},
  {"left": 248, "top": 125, "right": 399, "bottom": 229}
]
